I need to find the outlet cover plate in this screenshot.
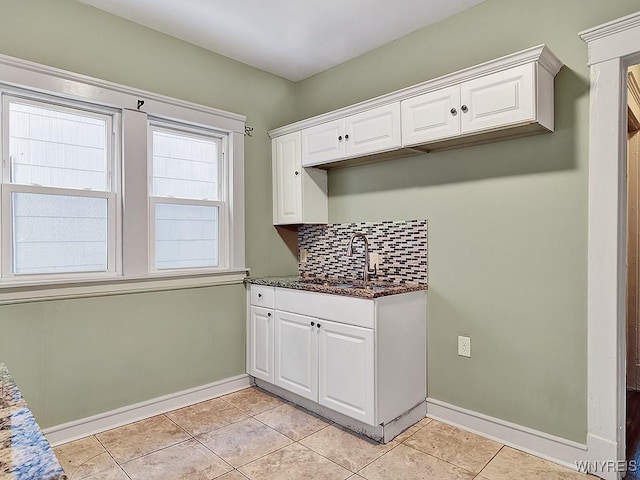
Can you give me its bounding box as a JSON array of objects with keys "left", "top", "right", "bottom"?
[{"left": 458, "top": 335, "right": 471, "bottom": 357}]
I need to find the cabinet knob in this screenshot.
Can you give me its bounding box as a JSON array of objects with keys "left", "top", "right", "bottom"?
[
  {"left": 317, "top": 323, "right": 321, "bottom": 329},
  {"left": 345, "top": 134, "right": 349, "bottom": 140},
  {"left": 257, "top": 293, "right": 262, "bottom": 298},
  {"left": 450, "top": 108, "right": 457, "bottom": 115},
  {"left": 268, "top": 312, "right": 272, "bottom": 317},
  {"left": 311, "top": 321, "right": 315, "bottom": 326},
  {"left": 294, "top": 170, "right": 299, "bottom": 176},
  {"left": 338, "top": 135, "right": 343, "bottom": 141},
  {"left": 461, "top": 105, "right": 468, "bottom": 113}
]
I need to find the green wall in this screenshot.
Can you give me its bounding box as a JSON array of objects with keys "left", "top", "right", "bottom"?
[
  {"left": 0, "top": 0, "right": 299, "bottom": 427},
  {"left": 2, "top": 0, "right": 639, "bottom": 446},
  {"left": 294, "top": 0, "right": 640, "bottom": 443}
]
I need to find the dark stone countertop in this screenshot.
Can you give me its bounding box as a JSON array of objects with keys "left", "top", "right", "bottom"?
[
  {"left": 245, "top": 276, "right": 427, "bottom": 299},
  {"left": 0, "top": 363, "right": 67, "bottom": 480}
]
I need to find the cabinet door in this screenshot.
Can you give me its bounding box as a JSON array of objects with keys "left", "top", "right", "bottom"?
[
  {"left": 272, "top": 132, "right": 302, "bottom": 224},
  {"left": 249, "top": 306, "right": 274, "bottom": 383},
  {"left": 318, "top": 320, "right": 375, "bottom": 425},
  {"left": 345, "top": 103, "right": 401, "bottom": 157},
  {"left": 401, "top": 85, "right": 460, "bottom": 145},
  {"left": 461, "top": 63, "right": 534, "bottom": 134},
  {"left": 301, "top": 119, "right": 345, "bottom": 167},
  {"left": 274, "top": 311, "right": 318, "bottom": 401}
]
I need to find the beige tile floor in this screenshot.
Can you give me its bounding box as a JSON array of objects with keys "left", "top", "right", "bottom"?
[{"left": 53, "top": 387, "right": 596, "bottom": 480}]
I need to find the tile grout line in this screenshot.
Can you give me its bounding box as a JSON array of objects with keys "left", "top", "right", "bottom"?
[
  {"left": 101, "top": 413, "right": 197, "bottom": 469},
  {"left": 475, "top": 444, "right": 505, "bottom": 479},
  {"left": 55, "top": 442, "right": 107, "bottom": 480},
  {"left": 401, "top": 438, "right": 500, "bottom": 478},
  {"left": 93, "top": 434, "right": 133, "bottom": 480}
]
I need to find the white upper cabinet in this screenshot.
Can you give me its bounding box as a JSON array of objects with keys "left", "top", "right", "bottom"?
[
  {"left": 460, "top": 63, "right": 535, "bottom": 135},
  {"left": 301, "top": 119, "right": 345, "bottom": 166},
  {"left": 269, "top": 45, "right": 562, "bottom": 168},
  {"left": 272, "top": 131, "right": 327, "bottom": 225},
  {"left": 344, "top": 103, "right": 402, "bottom": 158},
  {"left": 401, "top": 85, "right": 460, "bottom": 145},
  {"left": 302, "top": 103, "right": 401, "bottom": 167},
  {"left": 402, "top": 63, "right": 542, "bottom": 147}
]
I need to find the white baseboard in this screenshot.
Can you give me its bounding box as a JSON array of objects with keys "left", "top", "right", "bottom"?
[
  {"left": 585, "top": 433, "right": 621, "bottom": 480},
  {"left": 426, "top": 398, "right": 588, "bottom": 471},
  {"left": 44, "top": 374, "right": 251, "bottom": 446}
]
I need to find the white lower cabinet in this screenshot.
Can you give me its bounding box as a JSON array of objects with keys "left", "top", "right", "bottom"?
[
  {"left": 247, "top": 285, "right": 427, "bottom": 429},
  {"left": 318, "top": 319, "right": 374, "bottom": 425},
  {"left": 274, "top": 310, "right": 317, "bottom": 401},
  {"left": 249, "top": 305, "right": 274, "bottom": 384}
]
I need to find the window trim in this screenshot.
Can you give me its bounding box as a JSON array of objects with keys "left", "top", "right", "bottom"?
[{"left": 0, "top": 52, "right": 247, "bottom": 298}]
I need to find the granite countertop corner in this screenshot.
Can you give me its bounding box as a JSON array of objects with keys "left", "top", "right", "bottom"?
[{"left": 0, "top": 363, "right": 68, "bottom": 480}]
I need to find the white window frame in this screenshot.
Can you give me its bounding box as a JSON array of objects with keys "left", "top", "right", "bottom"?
[
  {"left": 1, "top": 185, "right": 118, "bottom": 279},
  {"left": 0, "top": 93, "right": 120, "bottom": 281},
  {"left": 0, "top": 53, "right": 246, "bottom": 303},
  {"left": 147, "top": 121, "right": 230, "bottom": 273}
]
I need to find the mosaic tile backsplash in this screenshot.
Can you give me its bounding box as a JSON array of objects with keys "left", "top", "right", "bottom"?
[{"left": 298, "top": 220, "right": 428, "bottom": 285}]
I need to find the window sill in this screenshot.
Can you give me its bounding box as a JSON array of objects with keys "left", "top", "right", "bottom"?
[{"left": 0, "top": 269, "right": 249, "bottom": 305}]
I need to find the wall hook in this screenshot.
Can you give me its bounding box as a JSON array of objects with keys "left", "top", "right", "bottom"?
[
  {"left": 244, "top": 126, "right": 254, "bottom": 137},
  {"left": 137, "top": 99, "right": 145, "bottom": 110}
]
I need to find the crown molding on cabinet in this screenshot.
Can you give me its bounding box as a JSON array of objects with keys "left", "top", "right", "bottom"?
[{"left": 268, "top": 44, "right": 562, "bottom": 139}]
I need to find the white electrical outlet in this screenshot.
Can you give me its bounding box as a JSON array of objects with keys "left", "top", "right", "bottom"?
[
  {"left": 300, "top": 248, "right": 308, "bottom": 263},
  {"left": 369, "top": 253, "right": 382, "bottom": 268},
  {"left": 458, "top": 336, "right": 471, "bottom": 357}
]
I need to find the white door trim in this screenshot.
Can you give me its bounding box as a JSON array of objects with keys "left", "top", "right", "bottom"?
[{"left": 580, "top": 11, "right": 640, "bottom": 480}]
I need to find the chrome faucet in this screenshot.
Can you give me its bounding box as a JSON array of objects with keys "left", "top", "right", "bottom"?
[{"left": 346, "top": 232, "right": 377, "bottom": 282}]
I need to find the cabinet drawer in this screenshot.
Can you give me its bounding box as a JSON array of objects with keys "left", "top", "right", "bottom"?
[
  {"left": 251, "top": 285, "right": 275, "bottom": 308},
  {"left": 275, "top": 288, "right": 374, "bottom": 329}
]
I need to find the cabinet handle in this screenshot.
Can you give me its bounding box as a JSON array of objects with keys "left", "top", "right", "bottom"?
[
  {"left": 461, "top": 105, "right": 468, "bottom": 113},
  {"left": 311, "top": 321, "right": 315, "bottom": 326},
  {"left": 338, "top": 135, "right": 343, "bottom": 141},
  {"left": 450, "top": 108, "right": 457, "bottom": 115},
  {"left": 294, "top": 171, "right": 299, "bottom": 176},
  {"left": 257, "top": 293, "right": 262, "bottom": 298},
  {"left": 317, "top": 323, "right": 321, "bottom": 329},
  {"left": 345, "top": 134, "right": 349, "bottom": 140}
]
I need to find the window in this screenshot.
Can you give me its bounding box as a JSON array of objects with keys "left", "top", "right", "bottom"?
[
  {"left": 149, "top": 124, "right": 227, "bottom": 271},
  {"left": 2, "top": 96, "right": 117, "bottom": 277},
  {"left": 0, "top": 54, "right": 246, "bottom": 297}
]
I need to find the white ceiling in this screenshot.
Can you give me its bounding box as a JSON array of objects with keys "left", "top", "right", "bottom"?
[{"left": 77, "top": 0, "right": 486, "bottom": 82}]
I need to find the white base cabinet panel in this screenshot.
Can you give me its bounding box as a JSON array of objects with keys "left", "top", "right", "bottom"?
[
  {"left": 274, "top": 310, "right": 317, "bottom": 401},
  {"left": 247, "top": 285, "right": 427, "bottom": 431},
  {"left": 318, "top": 319, "right": 374, "bottom": 425},
  {"left": 249, "top": 306, "right": 274, "bottom": 383}
]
